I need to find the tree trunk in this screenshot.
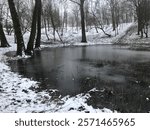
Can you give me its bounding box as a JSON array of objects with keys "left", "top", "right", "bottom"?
[
  {"left": 47, "top": 18, "right": 50, "bottom": 31},
  {"left": 136, "top": 7, "right": 140, "bottom": 35},
  {"left": 43, "top": 17, "right": 50, "bottom": 40},
  {"left": 35, "top": 0, "right": 42, "bottom": 49},
  {"left": 26, "top": 0, "right": 38, "bottom": 55},
  {"left": 80, "top": 0, "right": 87, "bottom": 43},
  {"left": 111, "top": 9, "right": 116, "bottom": 31},
  {"left": 0, "top": 22, "right": 10, "bottom": 47},
  {"left": 8, "top": 0, "right": 25, "bottom": 56},
  {"left": 49, "top": 5, "right": 56, "bottom": 41}
]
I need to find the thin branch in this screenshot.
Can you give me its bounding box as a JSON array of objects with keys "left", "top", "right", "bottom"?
[
  {"left": 70, "top": 0, "right": 80, "bottom": 6},
  {"left": 90, "top": 11, "right": 111, "bottom": 37}
]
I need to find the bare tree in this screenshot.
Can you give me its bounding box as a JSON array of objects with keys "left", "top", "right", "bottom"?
[
  {"left": 26, "top": 0, "right": 38, "bottom": 55},
  {"left": 26, "top": 0, "right": 42, "bottom": 55},
  {"left": 0, "top": 22, "right": 10, "bottom": 47},
  {"left": 35, "top": 0, "right": 42, "bottom": 48},
  {"left": 15, "top": 0, "right": 32, "bottom": 35},
  {"left": 129, "top": 0, "right": 150, "bottom": 38},
  {"left": 72, "top": 5, "right": 80, "bottom": 32},
  {"left": 8, "top": 0, "right": 25, "bottom": 56},
  {"left": 70, "top": 0, "right": 87, "bottom": 43},
  {"left": 0, "top": 1, "right": 10, "bottom": 47},
  {"left": 107, "top": 0, "right": 119, "bottom": 31}
]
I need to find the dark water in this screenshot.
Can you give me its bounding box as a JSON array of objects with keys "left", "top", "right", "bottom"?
[{"left": 8, "top": 45, "right": 150, "bottom": 112}]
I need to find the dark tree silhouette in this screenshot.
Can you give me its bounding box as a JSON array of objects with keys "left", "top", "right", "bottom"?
[
  {"left": 0, "top": 22, "right": 10, "bottom": 47},
  {"left": 70, "top": 0, "right": 87, "bottom": 43},
  {"left": 26, "top": 0, "right": 38, "bottom": 55},
  {"left": 35, "top": 0, "right": 42, "bottom": 48},
  {"left": 26, "top": 0, "right": 42, "bottom": 55},
  {"left": 80, "top": 0, "right": 87, "bottom": 42},
  {"left": 8, "top": 0, "right": 25, "bottom": 56}
]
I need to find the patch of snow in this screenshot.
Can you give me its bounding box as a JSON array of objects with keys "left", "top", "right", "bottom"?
[{"left": 146, "top": 98, "right": 149, "bottom": 101}]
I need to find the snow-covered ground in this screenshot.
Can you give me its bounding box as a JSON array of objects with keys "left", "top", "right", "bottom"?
[
  {"left": 114, "top": 24, "right": 150, "bottom": 50},
  {"left": 116, "top": 24, "right": 150, "bottom": 44},
  {"left": 0, "top": 23, "right": 133, "bottom": 113},
  {"left": 41, "top": 23, "right": 133, "bottom": 46}
]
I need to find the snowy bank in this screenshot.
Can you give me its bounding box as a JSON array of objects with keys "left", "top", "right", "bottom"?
[
  {"left": 114, "top": 24, "right": 150, "bottom": 50},
  {"left": 41, "top": 23, "right": 133, "bottom": 46}
]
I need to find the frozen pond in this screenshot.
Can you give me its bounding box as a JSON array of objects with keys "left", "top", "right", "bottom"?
[{"left": 8, "top": 45, "right": 150, "bottom": 112}]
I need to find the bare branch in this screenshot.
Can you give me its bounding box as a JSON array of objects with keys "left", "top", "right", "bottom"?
[{"left": 69, "top": 0, "right": 80, "bottom": 6}]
